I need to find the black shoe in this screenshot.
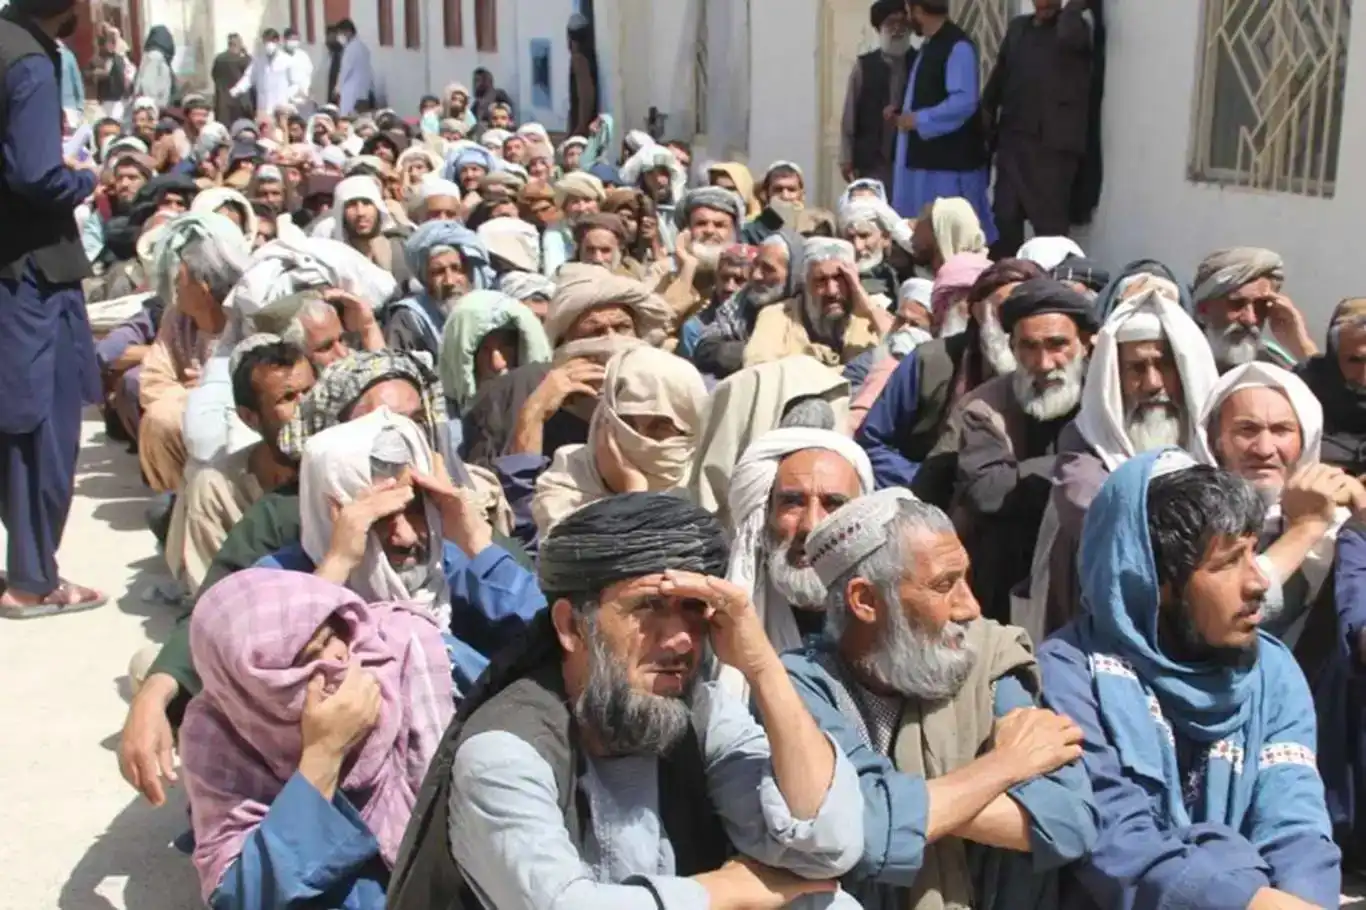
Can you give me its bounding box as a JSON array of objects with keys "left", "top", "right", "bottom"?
[{"left": 145, "top": 492, "right": 176, "bottom": 547}]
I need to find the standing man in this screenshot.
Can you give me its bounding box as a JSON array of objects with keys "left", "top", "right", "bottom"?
[
  {"left": 565, "top": 14, "right": 599, "bottom": 138},
  {"left": 0, "top": 0, "right": 107, "bottom": 617},
  {"left": 839, "top": 0, "right": 914, "bottom": 191},
  {"left": 282, "top": 27, "right": 314, "bottom": 111},
  {"left": 891, "top": 0, "right": 996, "bottom": 244},
  {"left": 982, "top": 0, "right": 1093, "bottom": 259},
  {"left": 230, "top": 29, "right": 295, "bottom": 119},
  {"left": 211, "top": 34, "right": 252, "bottom": 125},
  {"left": 332, "top": 18, "right": 374, "bottom": 114}
]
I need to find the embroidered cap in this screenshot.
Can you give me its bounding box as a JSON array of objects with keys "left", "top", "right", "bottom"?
[{"left": 807, "top": 488, "right": 920, "bottom": 587}]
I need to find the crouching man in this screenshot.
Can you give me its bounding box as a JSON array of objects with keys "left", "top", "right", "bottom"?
[
  {"left": 388, "top": 492, "right": 866, "bottom": 909},
  {"left": 786, "top": 488, "right": 1098, "bottom": 909}
]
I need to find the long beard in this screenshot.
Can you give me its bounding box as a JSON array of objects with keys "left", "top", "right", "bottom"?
[
  {"left": 857, "top": 250, "right": 884, "bottom": 276},
  {"left": 692, "top": 242, "right": 725, "bottom": 273},
  {"left": 859, "top": 589, "right": 978, "bottom": 702},
  {"left": 1013, "top": 356, "right": 1086, "bottom": 421},
  {"left": 978, "top": 309, "right": 1018, "bottom": 376},
  {"left": 1206, "top": 322, "right": 1262, "bottom": 368},
  {"left": 747, "top": 282, "right": 788, "bottom": 308},
  {"left": 802, "top": 290, "right": 850, "bottom": 346},
  {"left": 388, "top": 543, "right": 434, "bottom": 594},
  {"left": 1125, "top": 398, "right": 1186, "bottom": 452},
  {"left": 765, "top": 532, "right": 827, "bottom": 608},
  {"left": 574, "top": 615, "right": 695, "bottom": 756}
]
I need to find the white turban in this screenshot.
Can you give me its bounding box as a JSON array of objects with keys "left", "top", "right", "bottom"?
[
  {"left": 1018, "top": 236, "right": 1086, "bottom": 271},
  {"left": 719, "top": 428, "right": 874, "bottom": 699},
  {"left": 332, "top": 175, "right": 396, "bottom": 240},
  {"left": 803, "top": 237, "right": 857, "bottom": 266}
]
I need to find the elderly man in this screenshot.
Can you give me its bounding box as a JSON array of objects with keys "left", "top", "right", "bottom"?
[
  {"left": 333, "top": 175, "right": 412, "bottom": 283},
  {"left": 408, "top": 175, "right": 465, "bottom": 224},
  {"left": 1041, "top": 452, "right": 1340, "bottom": 910},
  {"left": 840, "top": 0, "right": 915, "bottom": 191},
  {"left": 856, "top": 259, "right": 1043, "bottom": 495},
  {"left": 385, "top": 221, "right": 492, "bottom": 362},
  {"left": 951, "top": 277, "right": 1097, "bottom": 623},
  {"left": 692, "top": 230, "right": 805, "bottom": 380},
  {"left": 745, "top": 238, "right": 891, "bottom": 369},
  {"left": 1022, "top": 286, "right": 1219, "bottom": 643},
  {"left": 678, "top": 244, "right": 756, "bottom": 360},
  {"left": 546, "top": 171, "right": 607, "bottom": 275},
  {"left": 722, "top": 427, "right": 875, "bottom": 698},
  {"left": 447, "top": 145, "right": 495, "bottom": 196},
  {"left": 1192, "top": 247, "right": 1315, "bottom": 373},
  {"left": 663, "top": 186, "right": 747, "bottom": 323},
  {"left": 571, "top": 212, "right": 627, "bottom": 271},
  {"left": 788, "top": 489, "right": 1096, "bottom": 910},
  {"left": 388, "top": 493, "right": 866, "bottom": 910},
  {"left": 838, "top": 196, "right": 908, "bottom": 302},
  {"left": 1300, "top": 297, "right": 1366, "bottom": 475}
]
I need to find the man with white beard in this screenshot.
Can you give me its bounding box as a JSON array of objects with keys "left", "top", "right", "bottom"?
[
  {"left": 720, "top": 427, "right": 874, "bottom": 700},
  {"left": 1191, "top": 246, "right": 1316, "bottom": 373},
  {"left": 783, "top": 489, "right": 1096, "bottom": 910},
  {"left": 950, "top": 278, "right": 1097, "bottom": 622},
  {"left": 838, "top": 196, "right": 910, "bottom": 302},
  {"left": 659, "top": 186, "right": 746, "bottom": 324},
  {"left": 745, "top": 237, "right": 894, "bottom": 367},
  {"left": 692, "top": 230, "right": 804, "bottom": 379},
  {"left": 1019, "top": 285, "right": 1219, "bottom": 641}
]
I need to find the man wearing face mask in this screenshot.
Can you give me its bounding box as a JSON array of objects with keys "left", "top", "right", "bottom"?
[
  {"left": 0, "top": 0, "right": 108, "bottom": 618},
  {"left": 840, "top": 0, "right": 915, "bottom": 191},
  {"left": 282, "top": 27, "right": 315, "bottom": 111},
  {"left": 230, "top": 28, "right": 296, "bottom": 120}
]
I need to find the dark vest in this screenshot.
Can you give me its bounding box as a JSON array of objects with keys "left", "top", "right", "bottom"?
[
  {"left": 905, "top": 332, "right": 973, "bottom": 507},
  {"left": 0, "top": 15, "right": 90, "bottom": 284},
  {"left": 387, "top": 655, "right": 731, "bottom": 910},
  {"left": 904, "top": 21, "right": 988, "bottom": 173},
  {"left": 852, "top": 49, "right": 914, "bottom": 175}
]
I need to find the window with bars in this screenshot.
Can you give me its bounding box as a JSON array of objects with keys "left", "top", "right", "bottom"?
[
  {"left": 1189, "top": 0, "right": 1351, "bottom": 198},
  {"left": 378, "top": 0, "right": 394, "bottom": 46},
  {"left": 949, "top": 0, "right": 1016, "bottom": 85},
  {"left": 405, "top": 0, "right": 420, "bottom": 47},
  {"left": 444, "top": 0, "right": 463, "bottom": 46},
  {"left": 476, "top": 0, "right": 497, "bottom": 52}
]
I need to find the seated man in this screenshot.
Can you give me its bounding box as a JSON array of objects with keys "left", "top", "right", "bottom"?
[
  {"left": 95, "top": 294, "right": 165, "bottom": 445},
  {"left": 181, "top": 569, "right": 453, "bottom": 909},
  {"left": 661, "top": 187, "right": 747, "bottom": 323},
  {"left": 789, "top": 488, "right": 1096, "bottom": 908},
  {"left": 691, "top": 230, "right": 802, "bottom": 380},
  {"left": 1299, "top": 298, "right": 1366, "bottom": 476},
  {"left": 1041, "top": 452, "right": 1340, "bottom": 909},
  {"left": 387, "top": 493, "right": 865, "bottom": 909},
  {"left": 332, "top": 175, "right": 413, "bottom": 285},
  {"left": 745, "top": 238, "right": 892, "bottom": 369},
  {"left": 384, "top": 220, "right": 492, "bottom": 363},
  {"left": 838, "top": 196, "right": 907, "bottom": 302},
  {"left": 1192, "top": 247, "right": 1315, "bottom": 373},
  {"left": 723, "top": 426, "right": 874, "bottom": 697},
  {"left": 677, "top": 244, "right": 755, "bottom": 360}
]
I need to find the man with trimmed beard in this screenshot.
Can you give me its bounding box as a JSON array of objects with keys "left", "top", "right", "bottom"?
[
  {"left": 661, "top": 186, "right": 746, "bottom": 324},
  {"left": 1020, "top": 286, "right": 1218, "bottom": 642},
  {"left": 388, "top": 493, "right": 866, "bottom": 910},
  {"left": 721, "top": 427, "right": 875, "bottom": 700},
  {"left": 1041, "top": 452, "right": 1339, "bottom": 910},
  {"left": 1192, "top": 247, "right": 1315, "bottom": 373},
  {"left": 746, "top": 238, "right": 893, "bottom": 368},
  {"left": 332, "top": 175, "right": 414, "bottom": 285},
  {"left": 691, "top": 229, "right": 803, "bottom": 379},
  {"left": 951, "top": 277, "right": 1097, "bottom": 622},
  {"left": 785, "top": 489, "right": 1096, "bottom": 910}
]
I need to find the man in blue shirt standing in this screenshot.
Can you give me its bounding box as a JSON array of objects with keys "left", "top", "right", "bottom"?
[{"left": 0, "top": 0, "right": 107, "bottom": 618}]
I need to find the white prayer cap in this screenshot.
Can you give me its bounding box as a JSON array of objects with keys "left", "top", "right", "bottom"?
[
  {"left": 808, "top": 488, "right": 924, "bottom": 587},
  {"left": 803, "top": 237, "right": 856, "bottom": 266},
  {"left": 898, "top": 278, "right": 934, "bottom": 311},
  {"left": 1112, "top": 290, "right": 1169, "bottom": 344}
]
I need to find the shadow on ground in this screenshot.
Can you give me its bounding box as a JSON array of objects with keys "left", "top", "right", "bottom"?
[
  {"left": 58, "top": 790, "right": 199, "bottom": 910},
  {"left": 112, "top": 554, "right": 182, "bottom": 646}
]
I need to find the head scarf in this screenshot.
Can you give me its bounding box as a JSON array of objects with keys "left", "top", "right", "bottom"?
[
  {"left": 537, "top": 492, "right": 728, "bottom": 601},
  {"left": 999, "top": 277, "right": 1100, "bottom": 335},
  {"left": 477, "top": 216, "right": 541, "bottom": 273},
  {"left": 543, "top": 262, "right": 673, "bottom": 348},
  {"left": 1016, "top": 236, "right": 1086, "bottom": 271},
  {"left": 151, "top": 212, "right": 251, "bottom": 315},
  {"left": 403, "top": 219, "right": 495, "bottom": 291},
  {"left": 558, "top": 134, "right": 589, "bottom": 161},
  {"left": 838, "top": 178, "right": 888, "bottom": 207},
  {"left": 620, "top": 144, "right": 685, "bottom": 203},
  {"left": 1052, "top": 255, "right": 1111, "bottom": 294},
  {"left": 332, "top": 175, "right": 396, "bottom": 240},
  {"left": 1076, "top": 289, "right": 1220, "bottom": 471},
  {"left": 1191, "top": 247, "right": 1285, "bottom": 307},
  {"left": 802, "top": 236, "right": 856, "bottom": 266},
  {"left": 298, "top": 410, "right": 452, "bottom": 622},
  {"left": 407, "top": 175, "right": 465, "bottom": 217},
  {"left": 396, "top": 146, "right": 444, "bottom": 182},
  {"left": 1073, "top": 449, "right": 1307, "bottom": 831},
  {"left": 707, "top": 162, "right": 760, "bottom": 218},
  {"left": 553, "top": 171, "right": 606, "bottom": 207},
  {"left": 440, "top": 291, "right": 553, "bottom": 415},
  {"left": 444, "top": 144, "right": 494, "bottom": 181},
  {"left": 190, "top": 187, "right": 260, "bottom": 245},
  {"left": 720, "top": 428, "right": 874, "bottom": 697},
  {"left": 479, "top": 128, "right": 511, "bottom": 151},
  {"left": 228, "top": 118, "right": 258, "bottom": 139},
  {"left": 319, "top": 145, "right": 348, "bottom": 171},
  {"left": 929, "top": 197, "right": 987, "bottom": 259},
  {"left": 675, "top": 186, "right": 746, "bottom": 230},
  {"left": 498, "top": 270, "right": 556, "bottom": 304},
  {"left": 516, "top": 122, "right": 551, "bottom": 145},
  {"left": 623, "top": 129, "right": 654, "bottom": 155},
  {"left": 532, "top": 346, "right": 708, "bottom": 533},
  {"left": 181, "top": 568, "right": 451, "bottom": 903}
]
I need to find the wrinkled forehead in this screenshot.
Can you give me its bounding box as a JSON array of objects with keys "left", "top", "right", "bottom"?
[
  {"left": 771, "top": 449, "right": 863, "bottom": 500},
  {"left": 1217, "top": 385, "right": 1299, "bottom": 429}
]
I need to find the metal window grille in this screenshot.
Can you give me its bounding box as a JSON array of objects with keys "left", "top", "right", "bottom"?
[
  {"left": 1190, "top": 0, "right": 1351, "bottom": 198},
  {"left": 951, "top": 0, "right": 1017, "bottom": 85},
  {"left": 694, "top": 0, "right": 709, "bottom": 135}
]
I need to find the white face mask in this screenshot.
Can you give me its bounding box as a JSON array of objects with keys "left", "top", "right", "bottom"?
[
  {"left": 264, "top": 41, "right": 279, "bottom": 55},
  {"left": 285, "top": 39, "right": 300, "bottom": 51},
  {"left": 336, "top": 33, "right": 349, "bottom": 46},
  {"left": 880, "top": 27, "right": 913, "bottom": 56}
]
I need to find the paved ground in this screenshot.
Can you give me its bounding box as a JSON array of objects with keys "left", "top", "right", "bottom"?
[{"left": 2, "top": 411, "right": 1363, "bottom": 909}]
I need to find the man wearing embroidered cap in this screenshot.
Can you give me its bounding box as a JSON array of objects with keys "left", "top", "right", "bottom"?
[
  {"left": 1041, "top": 451, "right": 1339, "bottom": 910},
  {"left": 784, "top": 488, "right": 1096, "bottom": 910}
]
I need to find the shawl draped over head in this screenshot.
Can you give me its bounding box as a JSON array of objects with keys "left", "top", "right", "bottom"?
[
  {"left": 620, "top": 144, "right": 686, "bottom": 203},
  {"left": 1073, "top": 449, "right": 1315, "bottom": 831},
  {"left": 930, "top": 253, "right": 992, "bottom": 324},
  {"left": 479, "top": 128, "right": 511, "bottom": 151},
  {"left": 838, "top": 196, "right": 911, "bottom": 252},
  {"left": 707, "top": 162, "right": 760, "bottom": 218},
  {"left": 444, "top": 144, "right": 494, "bottom": 181},
  {"left": 929, "top": 197, "right": 987, "bottom": 260},
  {"left": 403, "top": 219, "right": 495, "bottom": 291},
  {"left": 332, "top": 175, "right": 396, "bottom": 240},
  {"left": 674, "top": 186, "right": 746, "bottom": 231},
  {"left": 537, "top": 491, "right": 728, "bottom": 602},
  {"left": 439, "top": 290, "right": 552, "bottom": 415},
  {"left": 498, "top": 270, "right": 556, "bottom": 304},
  {"left": 299, "top": 409, "right": 454, "bottom": 624},
  {"left": 688, "top": 355, "right": 851, "bottom": 525},
  {"left": 152, "top": 212, "right": 252, "bottom": 316},
  {"left": 1096, "top": 259, "right": 1190, "bottom": 323},
  {"left": 719, "top": 427, "right": 874, "bottom": 698},
  {"left": 532, "top": 346, "right": 708, "bottom": 533},
  {"left": 180, "top": 568, "right": 452, "bottom": 902},
  {"left": 190, "top": 186, "right": 260, "bottom": 245},
  {"left": 544, "top": 262, "right": 673, "bottom": 348},
  {"left": 477, "top": 216, "right": 541, "bottom": 273},
  {"left": 516, "top": 122, "right": 551, "bottom": 145},
  {"left": 1075, "top": 289, "right": 1219, "bottom": 472},
  {"left": 838, "top": 177, "right": 888, "bottom": 207},
  {"left": 1191, "top": 247, "right": 1285, "bottom": 307},
  {"left": 1017, "top": 235, "right": 1085, "bottom": 272},
  {"left": 553, "top": 171, "right": 606, "bottom": 206}
]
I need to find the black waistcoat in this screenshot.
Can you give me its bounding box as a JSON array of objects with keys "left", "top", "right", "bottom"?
[
  {"left": 852, "top": 48, "right": 914, "bottom": 174},
  {"left": 904, "top": 20, "right": 989, "bottom": 173}
]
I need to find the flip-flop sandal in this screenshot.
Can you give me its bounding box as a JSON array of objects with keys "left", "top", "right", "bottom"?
[{"left": 0, "top": 582, "right": 108, "bottom": 620}]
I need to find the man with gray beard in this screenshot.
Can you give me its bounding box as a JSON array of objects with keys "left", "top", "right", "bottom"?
[
  {"left": 950, "top": 278, "right": 1097, "bottom": 622},
  {"left": 692, "top": 229, "right": 804, "bottom": 379},
  {"left": 1192, "top": 246, "right": 1316, "bottom": 373},
  {"left": 660, "top": 186, "right": 746, "bottom": 327},
  {"left": 389, "top": 493, "right": 867, "bottom": 910},
  {"left": 783, "top": 489, "right": 1096, "bottom": 910}
]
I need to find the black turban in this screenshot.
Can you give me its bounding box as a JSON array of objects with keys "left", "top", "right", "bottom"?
[
  {"left": 538, "top": 492, "right": 728, "bottom": 600},
  {"left": 870, "top": 0, "right": 903, "bottom": 29},
  {"left": 1051, "top": 256, "right": 1111, "bottom": 293},
  {"left": 1000, "top": 277, "right": 1100, "bottom": 336}
]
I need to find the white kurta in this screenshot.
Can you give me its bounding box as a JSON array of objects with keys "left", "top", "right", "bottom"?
[
  {"left": 286, "top": 48, "right": 315, "bottom": 104},
  {"left": 232, "top": 49, "right": 297, "bottom": 117},
  {"left": 337, "top": 39, "right": 374, "bottom": 114}
]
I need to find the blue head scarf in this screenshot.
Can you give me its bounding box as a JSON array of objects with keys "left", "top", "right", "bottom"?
[
  {"left": 404, "top": 220, "right": 494, "bottom": 292},
  {"left": 1075, "top": 448, "right": 1309, "bottom": 830},
  {"left": 1095, "top": 259, "right": 1193, "bottom": 322},
  {"left": 444, "top": 145, "right": 494, "bottom": 182}
]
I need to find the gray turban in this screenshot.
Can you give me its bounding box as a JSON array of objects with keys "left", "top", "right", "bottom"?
[
  {"left": 674, "top": 187, "right": 746, "bottom": 230},
  {"left": 538, "top": 492, "right": 728, "bottom": 601},
  {"left": 1191, "top": 247, "right": 1285, "bottom": 306}
]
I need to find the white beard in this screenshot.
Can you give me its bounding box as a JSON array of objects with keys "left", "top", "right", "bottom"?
[
  {"left": 1206, "top": 322, "right": 1262, "bottom": 368},
  {"left": 879, "top": 31, "right": 913, "bottom": 57},
  {"left": 1013, "top": 356, "right": 1086, "bottom": 421},
  {"left": 692, "top": 242, "right": 725, "bottom": 272},
  {"left": 748, "top": 283, "right": 788, "bottom": 307},
  {"left": 939, "top": 306, "right": 970, "bottom": 338},
  {"left": 978, "top": 308, "right": 1018, "bottom": 376},
  {"left": 1125, "top": 401, "right": 1185, "bottom": 453},
  {"left": 857, "top": 250, "right": 884, "bottom": 276},
  {"left": 765, "top": 542, "right": 827, "bottom": 609}
]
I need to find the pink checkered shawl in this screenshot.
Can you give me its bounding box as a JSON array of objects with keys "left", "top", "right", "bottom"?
[{"left": 180, "top": 568, "right": 453, "bottom": 902}]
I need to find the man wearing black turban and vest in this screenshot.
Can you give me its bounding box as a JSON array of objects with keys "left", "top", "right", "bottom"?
[
  {"left": 0, "top": 0, "right": 107, "bottom": 619},
  {"left": 389, "top": 492, "right": 866, "bottom": 910}
]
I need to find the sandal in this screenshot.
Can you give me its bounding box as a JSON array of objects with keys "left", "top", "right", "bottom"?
[{"left": 0, "top": 581, "right": 108, "bottom": 620}]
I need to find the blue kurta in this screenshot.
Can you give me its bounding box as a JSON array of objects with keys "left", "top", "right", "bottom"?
[
  {"left": 855, "top": 349, "right": 923, "bottom": 489},
  {"left": 891, "top": 41, "right": 997, "bottom": 244}
]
